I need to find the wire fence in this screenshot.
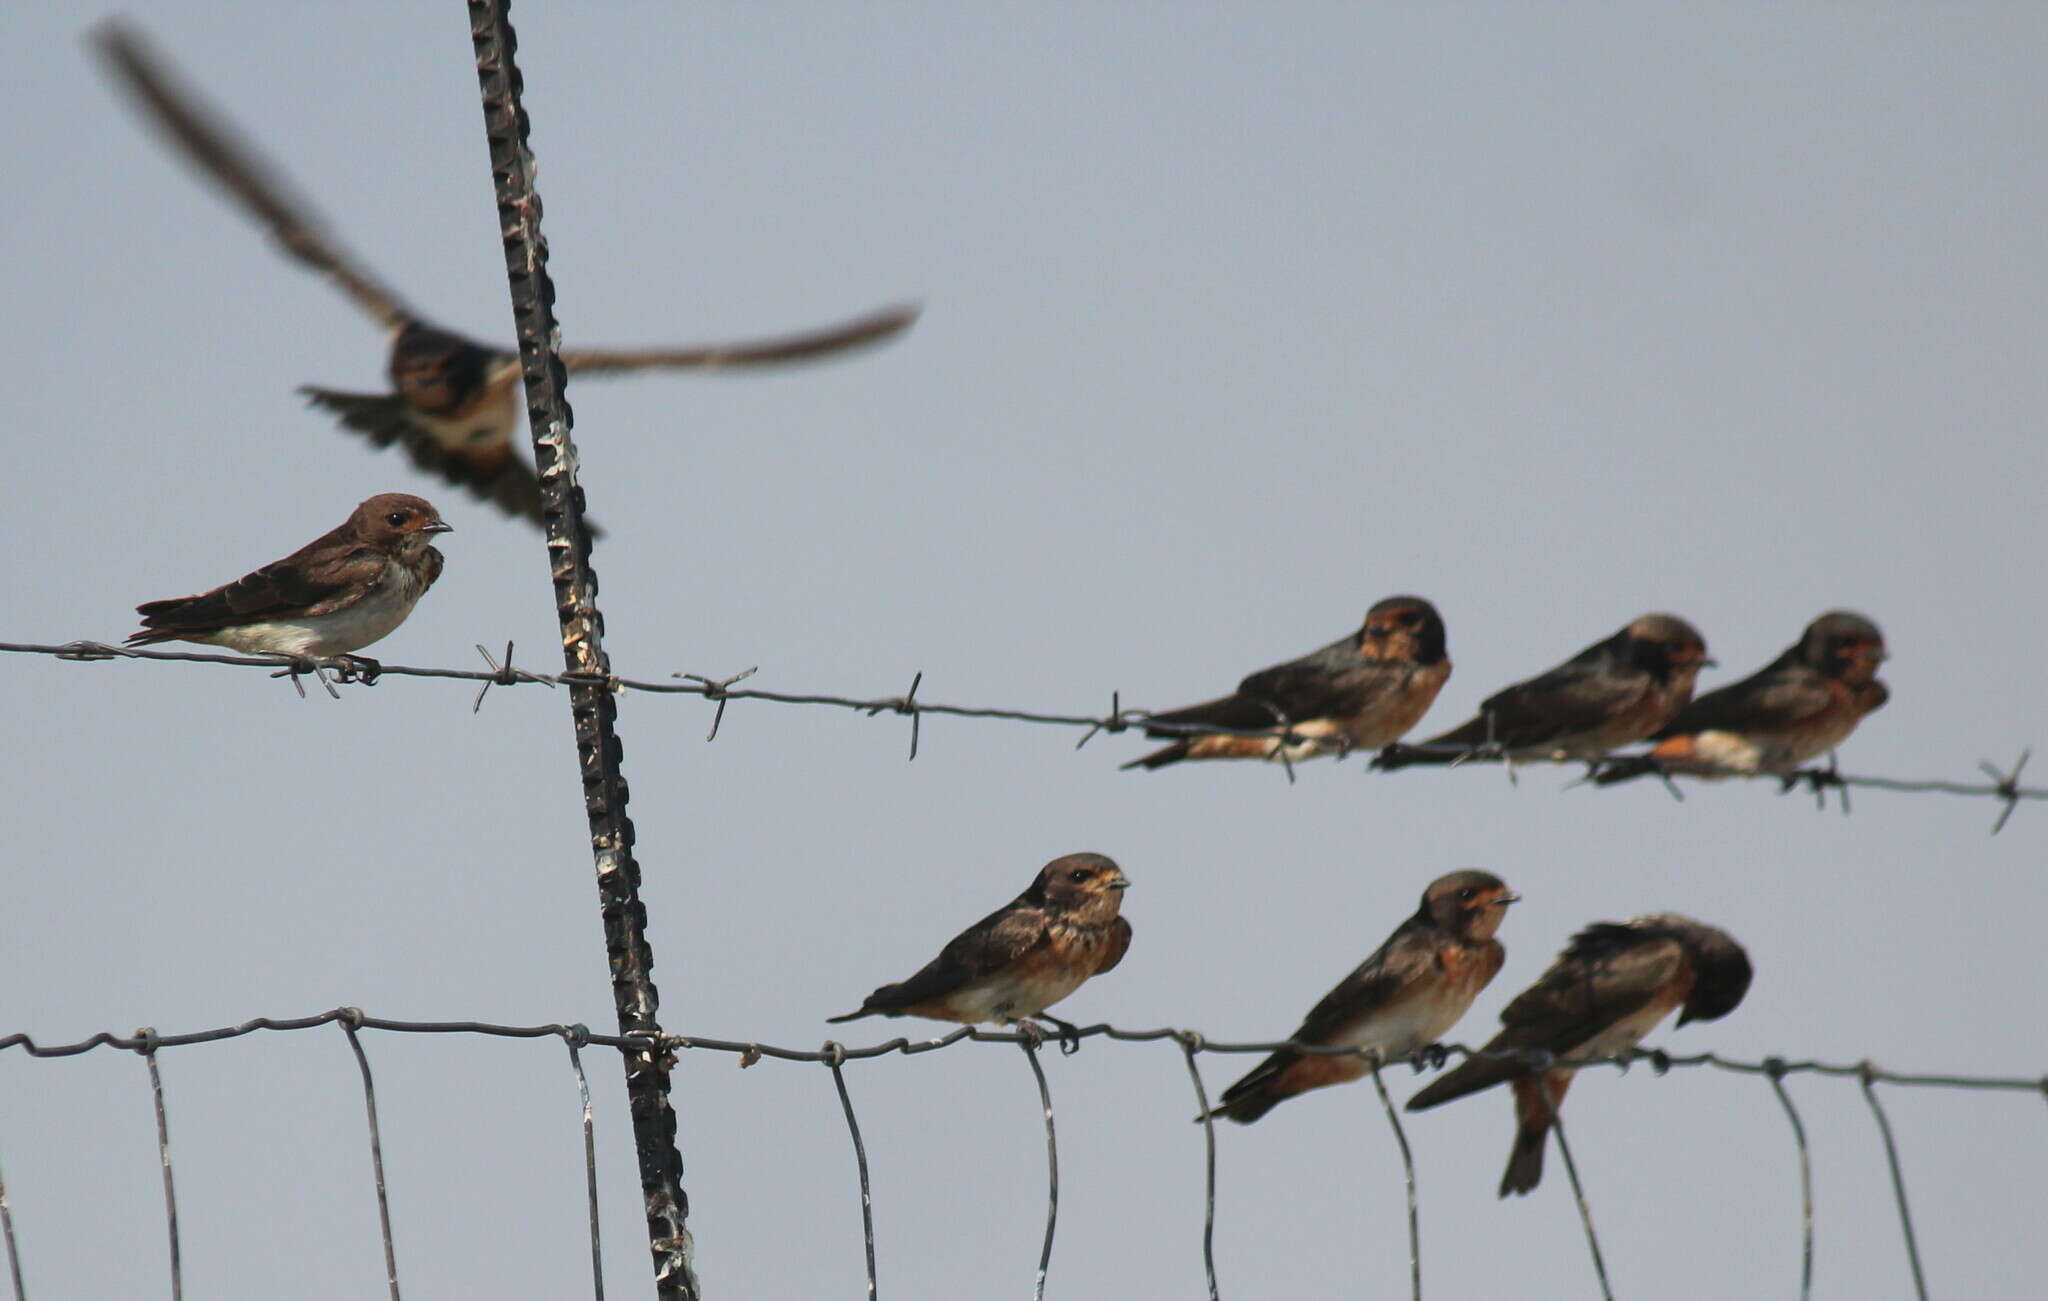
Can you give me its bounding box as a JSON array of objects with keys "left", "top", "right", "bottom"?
[
  {"left": 1, "top": 1009, "right": 2040, "bottom": 1301},
  {"left": 3, "top": 639, "right": 2040, "bottom": 833}
]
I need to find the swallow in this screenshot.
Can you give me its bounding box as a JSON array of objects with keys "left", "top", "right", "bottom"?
[
  {"left": 92, "top": 21, "right": 920, "bottom": 532},
  {"left": 1406, "top": 913, "right": 1752, "bottom": 1197},
  {"left": 127, "top": 493, "right": 450, "bottom": 667},
  {"left": 1593, "top": 612, "right": 1888, "bottom": 786},
  {"left": 828, "top": 854, "right": 1132, "bottom": 1041},
  {"left": 1204, "top": 871, "right": 1518, "bottom": 1124},
  {"left": 1123, "top": 596, "right": 1450, "bottom": 770},
  {"left": 1374, "top": 614, "right": 1711, "bottom": 769}
]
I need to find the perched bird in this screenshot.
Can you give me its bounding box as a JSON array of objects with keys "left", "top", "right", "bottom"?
[
  {"left": 1204, "top": 870, "right": 1518, "bottom": 1124},
  {"left": 828, "top": 854, "right": 1132, "bottom": 1039},
  {"left": 1123, "top": 595, "right": 1451, "bottom": 770},
  {"left": 1593, "top": 612, "right": 1889, "bottom": 786},
  {"left": 128, "top": 493, "right": 450, "bottom": 665},
  {"left": 92, "top": 21, "right": 920, "bottom": 531},
  {"left": 1375, "top": 614, "right": 1711, "bottom": 769},
  {"left": 1407, "top": 914, "right": 1752, "bottom": 1197}
]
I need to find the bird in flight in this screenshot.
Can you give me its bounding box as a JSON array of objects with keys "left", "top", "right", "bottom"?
[
  {"left": 128, "top": 492, "right": 452, "bottom": 675},
  {"left": 92, "top": 20, "right": 920, "bottom": 531}
]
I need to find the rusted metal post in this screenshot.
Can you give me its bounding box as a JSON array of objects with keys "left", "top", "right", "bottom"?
[{"left": 465, "top": 6, "right": 699, "bottom": 1297}]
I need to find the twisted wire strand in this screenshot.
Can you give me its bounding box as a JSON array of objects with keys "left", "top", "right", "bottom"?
[{"left": 2, "top": 641, "right": 2038, "bottom": 826}]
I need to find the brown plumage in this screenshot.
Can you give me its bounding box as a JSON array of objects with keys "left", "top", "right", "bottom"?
[
  {"left": 1375, "top": 614, "right": 1711, "bottom": 769},
  {"left": 1125, "top": 596, "right": 1451, "bottom": 770},
  {"left": 1206, "top": 871, "right": 1518, "bottom": 1124},
  {"left": 128, "top": 493, "right": 450, "bottom": 660},
  {"left": 1594, "top": 612, "right": 1888, "bottom": 786},
  {"left": 1406, "top": 914, "right": 1752, "bottom": 1196},
  {"left": 92, "top": 20, "right": 919, "bottom": 533},
  {"left": 828, "top": 855, "right": 1132, "bottom": 1031}
]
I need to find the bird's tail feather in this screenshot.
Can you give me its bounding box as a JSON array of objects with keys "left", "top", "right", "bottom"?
[
  {"left": 1121, "top": 741, "right": 1191, "bottom": 771},
  {"left": 1590, "top": 755, "right": 1659, "bottom": 786},
  {"left": 1498, "top": 1122, "right": 1549, "bottom": 1197},
  {"left": 824, "top": 1009, "right": 873, "bottom": 1025}
]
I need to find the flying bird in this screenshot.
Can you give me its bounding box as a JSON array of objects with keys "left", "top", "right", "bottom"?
[
  {"left": 1204, "top": 870, "right": 1517, "bottom": 1124},
  {"left": 128, "top": 493, "right": 451, "bottom": 666},
  {"left": 1406, "top": 913, "right": 1752, "bottom": 1197},
  {"left": 1123, "top": 595, "right": 1450, "bottom": 770},
  {"left": 1593, "top": 612, "right": 1888, "bottom": 786},
  {"left": 92, "top": 20, "right": 920, "bottom": 531},
  {"left": 1374, "top": 614, "right": 1711, "bottom": 769},
  {"left": 828, "top": 854, "right": 1132, "bottom": 1041}
]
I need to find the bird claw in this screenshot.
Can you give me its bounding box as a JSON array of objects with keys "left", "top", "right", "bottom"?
[
  {"left": 1417, "top": 1042, "right": 1450, "bottom": 1072},
  {"left": 1031, "top": 1016, "right": 1083, "bottom": 1056},
  {"left": 330, "top": 654, "right": 383, "bottom": 686}
]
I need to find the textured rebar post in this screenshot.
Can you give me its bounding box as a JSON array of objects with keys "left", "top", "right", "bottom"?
[{"left": 465, "top": 5, "right": 697, "bottom": 1297}]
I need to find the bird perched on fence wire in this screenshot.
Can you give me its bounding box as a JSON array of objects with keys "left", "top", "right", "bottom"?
[
  {"left": 127, "top": 493, "right": 451, "bottom": 676},
  {"left": 1204, "top": 870, "right": 1517, "bottom": 1124},
  {"left": 1123, "top": 595, "right": 1451, "bottom": 770},
  {"left": 1374, "top": 614, "right": 1711, "bottom": 770},
  {"left": 1406, "top": 913, "right": 1752, "bottom": 1196},
  {"left": 1592, "top": 611, "right": 1888, "bottom": 788},
  {"left": 829, "top": 854, "right": 1132, "bottom": 1050},
  {"left": 91, "top": 20, "right": 920, "bottom": 533}
]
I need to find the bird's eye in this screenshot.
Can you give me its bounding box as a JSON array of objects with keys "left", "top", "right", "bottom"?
[
  {"left": 386, "top": 512, "right": 407, "bottom": 527},
  {"left": 1456, "top": 887, "right": 1476, "bottom": 901},
  {"left": 1069, "top": 869, "right": 1091, "bottom": 883}
]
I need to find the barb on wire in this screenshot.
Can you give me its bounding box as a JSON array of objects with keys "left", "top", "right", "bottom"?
[
  {"left": 1366, "top": 1054, "right": 1422, "bottom": 1301},
  {"left": 341, "top": 1012, "right": 401, "bottom": 1301},
  {"left": 563, "top": 1028, "right": 605, "bottom": 1301},
  {"left": 822, "top": 1042, "right": 878, "bottom": 1301},
  {"left": 1176, "top": 1033, "right": 1221, "bottom": 1301},
  {"left": 7, "top": 641, "right": 2041, "bottom": 819},
  {"left": 136, "top": 1029, "right": 182, "bottom": 1301},
  {"left": 1860, "top": 1063, "right": 1930, "bottom": 1301},
  {"left": 1019, "top": 1037, "right": 1058, "bottom": 1301},
  {"left": 1764, "top": 1058, "right": 1815, "bottom": 1301},
  {"left": 0, "top": 1132, "right": 25, "bottom": 1301},
  {"left": 1532, "top": 1076, "right": 1614, "bottom": 1301}
]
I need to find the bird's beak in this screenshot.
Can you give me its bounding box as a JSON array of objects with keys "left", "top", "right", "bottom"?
[
  {"left": 424, "top": 520, "right": 454, "bottom": 534},
  {"left": 1698, "top": 657, "right": 1718, "bottom": 669},
  {"left": 1107, "top": 874, "right": 1132, "bottom": 890},
  {"left": 1495, "top": 892, "right": 1522, "bottom": 906}
]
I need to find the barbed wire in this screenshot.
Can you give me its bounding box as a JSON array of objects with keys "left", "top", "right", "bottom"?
[
  {"left": 5, "top": 639, "right": 2041, "bottom": 831},
  {"left": 1, "top": 1008, "right": 2039, "bottom": 1301}
]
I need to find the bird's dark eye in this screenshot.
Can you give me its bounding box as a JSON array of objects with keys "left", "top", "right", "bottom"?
[
  {"left": 386, "top": 512, "right": 407, "bottom": 527},
  {"left": 1457, "top": 887, "right": 1476, "bottom": 901},
  {"left": 1069, "top": 869, "right": 1091, "bottom": 883}
]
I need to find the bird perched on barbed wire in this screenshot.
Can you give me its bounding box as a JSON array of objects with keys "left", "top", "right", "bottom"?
[
  {"left": 1374, "top": 614, "right": 1711, "bottom": 770},
  {"left": 828, "top": 854, "right": 1132, "bottom": 1048},
  {"left": 1592, "top": 612, "right": 1888, "bottom": 788},
  {"left": 91, "top": 20, "right": 920, "bottom": 532},
  {"left": 1204, "top": 870, "right": 1517, "bottom": 1124},
  {"left": 127, "top": 493, "right": 451, "bottom": 674},
  {"left": 1123, "top": 595, "right": 1451, "bottom": 770},
  {"left": 1406, "top": 913, "right": 1752, "bottom": 1197}
]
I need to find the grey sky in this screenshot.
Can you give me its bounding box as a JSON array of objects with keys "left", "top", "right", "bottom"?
[{"left": 2, "top": 4, "right": 2043, "bottom": 1298}]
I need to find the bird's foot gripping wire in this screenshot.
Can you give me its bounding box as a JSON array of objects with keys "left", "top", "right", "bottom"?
[{"left": 1021, "top": 1015, "right": 1084, "bottom": 1056}]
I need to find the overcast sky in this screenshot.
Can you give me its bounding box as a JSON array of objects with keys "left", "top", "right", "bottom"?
[{"left": 2, "top": 5, "right": 2043, "bottom": 1299}]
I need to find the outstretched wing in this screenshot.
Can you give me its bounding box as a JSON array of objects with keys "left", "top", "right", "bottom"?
[
  {"left": 558, "top": 302, "right": 921, "bottom": 375},
  {"left": 92, "top": 20, "right": 412, "bottom": 329}
]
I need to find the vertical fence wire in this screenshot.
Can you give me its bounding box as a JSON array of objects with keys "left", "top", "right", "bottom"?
[
  {"left": 563, "top": 1030, "right": 605, "bottom": 1301},
  {"left": 1019, "top": 1040, "right": 1058, "bottom": 1301},
  {"left": 1536, "top": 1083, "right": 1614, "bottom": 1301},
  {"left": 1366, "top": 1060, "right": 1421, "bottom": 1301},
  {"left": 136, "top": 1032, "right": 181, "bottom": 1301},
  {"left": 1763, "top": 1062, "right": 1814, "bottom": 1301},
  {"left": 0, "top": 1140, "right": 24, "bottom": 1301},
  {"left": 1175, "top": 1035, "right": 1221, "bottom": 1301},
  {"left": 464, "top": 5, "right": 698, "bottom": 1298},
  {"left": 341, "top": 1016, "right": 401, "bottom": 1301},
  {"left": 1859, "top": 1068, "right": 1929, "bottom": 1301},
  {"left": 822, "top": 1044, "right": 878, "bottom": 1300}
]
